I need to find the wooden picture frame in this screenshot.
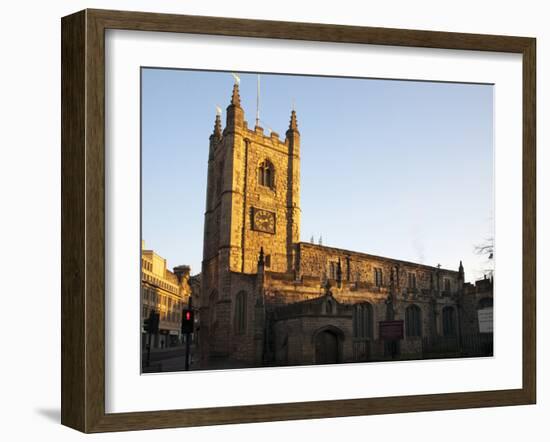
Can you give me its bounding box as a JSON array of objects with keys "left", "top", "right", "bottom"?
[{"left": 61, "top": 8, "right": 536, "bottom": 433}]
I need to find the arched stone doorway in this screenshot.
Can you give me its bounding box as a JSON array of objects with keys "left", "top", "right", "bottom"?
[{"left": 313, "top": 326, "right": 343, "bottom": 364}]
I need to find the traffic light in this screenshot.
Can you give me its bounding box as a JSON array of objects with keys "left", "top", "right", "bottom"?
[
  {"left": 181, "top": 309, "right": 194, "bottom": 334},
  {"left": 143, "top": 317, "right": 151, "bottom": 334},
  {"left": 150, "top": 310, "right": 160, "bottom": 334},
  {"left": 144, "top": 310, "right": 160, "bottom": 335}
]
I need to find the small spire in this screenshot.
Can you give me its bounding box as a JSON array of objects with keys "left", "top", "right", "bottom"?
[
  {"left": 213, "top": 113, "right": 222, "bottom": 138},
  {"left": 288, "top": 109, "right": 298, "bottom": 131},
  {"left": 230, "top": 83, "right": 241, "bottom": 107}
]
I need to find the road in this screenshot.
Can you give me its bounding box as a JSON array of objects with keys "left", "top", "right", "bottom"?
[{"left": 142, "top": 345, "right": 197, "bottom": 373}]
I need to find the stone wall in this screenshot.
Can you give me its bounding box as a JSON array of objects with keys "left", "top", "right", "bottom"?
[
  {"left": 460, "top": 277, "right": 494, "bottom": 335},
  {"left": 296, "top": 242, "right": 462, "bottom": 295}
]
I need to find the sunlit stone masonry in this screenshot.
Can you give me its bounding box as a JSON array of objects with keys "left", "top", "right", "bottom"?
[{"left": 196, "top": 83, "right": 493, "bottom": 369}]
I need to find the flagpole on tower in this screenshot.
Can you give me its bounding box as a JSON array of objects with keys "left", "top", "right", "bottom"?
[{"left": 256, "top": 74, "right": 261, "bottom": 127}]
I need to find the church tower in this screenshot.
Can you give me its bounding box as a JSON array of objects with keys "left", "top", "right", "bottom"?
[
  {"left": 202, "top": 82, "right": 301, "bottom": 285},
  {"left": 200, "top": 81, "right": 301, "bottom": 362}
]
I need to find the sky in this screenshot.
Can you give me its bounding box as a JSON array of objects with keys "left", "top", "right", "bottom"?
[{"left": 141, "top": 68, "right": 494, "bottom": 283}]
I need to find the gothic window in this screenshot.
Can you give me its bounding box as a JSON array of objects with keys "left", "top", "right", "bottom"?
[
  {"left": 442, "top": 306, "right": 456, "bottom": 336},
  {"left": 258, "top": 160, "right": 275, "bottom": 188},
  {"left": 353, "top": 303, "right": 373, "bottom": 339},
  {"left": 444, "top": 278, "right": 451, "bottom": 293},
  {"left": 234, "top": 291, "right": 248, "bottom": 334},
  {"left": 405, "top": 304, "right": 422, "bottom": 337},
  {"left": 329, "top": 262, "right": 339, "bottom": 280},
  {"left": 264, "top": 254, "right": 271, "bottom": 268},
  {"left": 408, "top": 272, "right": 417, "bottom": 289},
  {"left": 374, "top": 267, "right": 383, "bottom": 287}
]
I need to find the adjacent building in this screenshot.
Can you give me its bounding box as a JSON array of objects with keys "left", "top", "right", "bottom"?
[{"left": 141, "top": 241, "right": 192, "bottom": 349}]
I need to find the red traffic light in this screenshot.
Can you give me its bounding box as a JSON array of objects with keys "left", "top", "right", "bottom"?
[{"left": 181, "top": 309, "right": 194, "bottom": 334}]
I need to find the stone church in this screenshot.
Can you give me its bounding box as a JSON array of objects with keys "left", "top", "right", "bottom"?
[{"left": 198, "top": 82, "right": 493, "bottom": 369}]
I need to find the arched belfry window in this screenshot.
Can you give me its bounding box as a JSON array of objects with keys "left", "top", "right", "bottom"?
[
  {"left": 353, "top": 303, "right": 373, "bottom": 339},
  {"left": 258, "top": 160, "right": 275, "bottom": 189},
  {"left": 234, "top": 291, "right": 248, "bottom": 334},
  {"left": 405, "top": 304, "right": 422, "bottom": 337}
]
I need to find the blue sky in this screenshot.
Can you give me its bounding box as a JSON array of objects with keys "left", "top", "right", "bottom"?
[{"left": 142, "top": 69, "right": 494, "bottom": 282}]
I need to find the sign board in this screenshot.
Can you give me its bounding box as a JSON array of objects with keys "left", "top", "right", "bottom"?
[
  {"left": 379, "top": 320, "right": 404, "bottom": 340},
  {"left": 478, "top": 307, "right": 493, "bottom": 333}
]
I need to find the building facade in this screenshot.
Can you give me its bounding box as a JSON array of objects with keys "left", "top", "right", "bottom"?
[
  {"left": 141, "top": 241, "right": 192, "bottom": 349},
  {"left": 198, "top": 83, "right": 493, "bottom": 368}
]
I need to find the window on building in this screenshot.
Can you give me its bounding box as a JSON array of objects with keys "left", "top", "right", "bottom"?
[
  {"left": 353, "top": 303, "right": 373, "bottom": 339},
  {"left": 405, "top": 304, "right": 422, "bottom": 337},
  {"left": 258, "top": 160, "right": 275, "bottom": 188},
  {"left": 444, "top": 278, "right": 451, "bottom": 292},
  {"left": 234, "top": 291, "right": 248, "bottom": 334},
  {"left": 442, "top": 306, "right": 456, "bottom": 336},
  {"left": 265, "top": 254, "right": 271, "bottom": 268},
  {"left": 393, "top": 266, "right": 399, "bottom": 285},
  {"left": 408, "top": 272, "right": 417, "bottom": 289},
  {"left": 374, "top": 267, "right": 383, "bottom": 287},
  {"left": 329, "top": 261, "right": 339, "bottom": 280}
]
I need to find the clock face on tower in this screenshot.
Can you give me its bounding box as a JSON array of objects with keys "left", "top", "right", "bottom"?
[{"left": 252, "top": 208, "right": 276, "bottom": 234}]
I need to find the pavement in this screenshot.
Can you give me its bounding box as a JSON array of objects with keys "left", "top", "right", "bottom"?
[
  {"left": 141, "top": 346, "right": 254, "bottom": 373},
  {"left": 141, "top": 345, "right": 198, "bottom": 373}
]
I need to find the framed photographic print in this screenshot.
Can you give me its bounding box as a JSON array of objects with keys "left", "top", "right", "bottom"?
[{"left": 61, "top": 9, "right": 536, "bottom": 433}]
